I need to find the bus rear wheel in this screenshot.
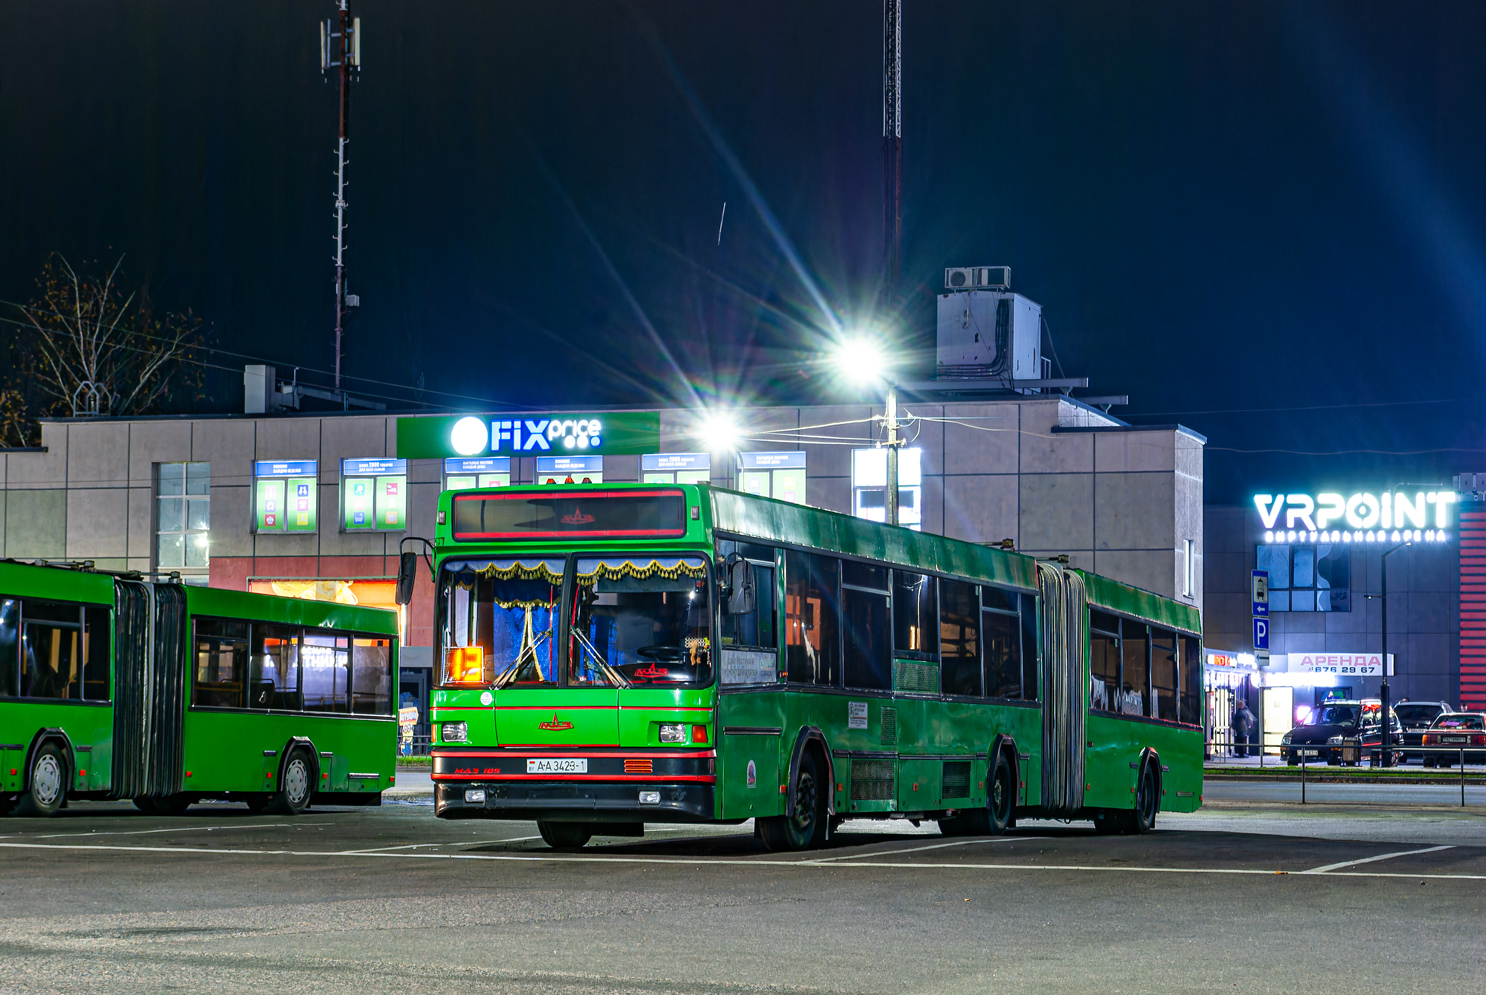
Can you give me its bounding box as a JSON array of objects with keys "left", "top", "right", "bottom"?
[
  {"left": 758, "top": 751, "right": 824, "bottom": 852},
  {"left": 268, "top": 749, "right": 314, "bottom": 815},
  {"left": 537, "top": 821, "right": 592, "bottom": 850},
  {"left": 16, "top": 742, "right": 67, "bottom": 818}
]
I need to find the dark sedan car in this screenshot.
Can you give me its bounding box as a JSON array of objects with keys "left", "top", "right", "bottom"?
[
  {"left": 1421, "top": 713, "right": 1486, "bottom": 766},
  {"left": 1395, "top": 701, "right": 1454, "bottom": 762},
  {"left": 1281, "top": 699, "right": 1403, "bottom": 766}
]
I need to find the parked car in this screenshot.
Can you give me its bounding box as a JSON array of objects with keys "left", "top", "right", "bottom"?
[
  {"left": 1421, "top": 713, "right": 1486, "bottom": 766},
  {"left": 1395, "top": 701, "right": 1454, "bottom": 763},
  {"left": 1281, "top": 698, "right": 1403, "bottom": 766}
]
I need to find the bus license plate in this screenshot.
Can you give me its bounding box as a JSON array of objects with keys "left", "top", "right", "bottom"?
[{"left": 528, "top": 758, "right": 587, "bottom": 774}]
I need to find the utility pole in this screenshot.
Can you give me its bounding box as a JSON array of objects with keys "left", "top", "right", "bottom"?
[
  {"left": 322, "top": 3, "right": 361, "bottom": 394},
  {"left": 882, "top": 0, "right": 902, "bottom": 305}
]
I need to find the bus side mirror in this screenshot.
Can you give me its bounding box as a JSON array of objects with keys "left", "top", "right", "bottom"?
[
  {"left": 727, "top": 558, "right": 756, "bottom": 616},
  {"left": 395, "top": 551, "right": 419, "bottom": 606}
]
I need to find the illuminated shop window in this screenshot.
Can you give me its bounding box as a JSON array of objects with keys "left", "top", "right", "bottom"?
[
  {"left": 642, "top": 453, "right": 710, "bottom": 485},
  {"left": 738, "top": 451, "right": 807, "bottom": 504},
  {"left": 444, "top": 457, "right": 510, "bottom": 491},
  {"left": 852, "top": 448, "right": 921, "bottom": 531},
  {"left": 157, "top": 462, "right": 210, "bottom": 585},
  {"left": 1255, "top": 544, "right": 1350, "bottom": 612},
  {"left": 341, "top": 459, "right": 408, "bottom": 532}
]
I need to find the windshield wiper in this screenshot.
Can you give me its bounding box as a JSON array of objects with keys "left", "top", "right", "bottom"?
[
  {"left": 570, "top": 629, "right": 631, "bottom": 688},
  {"left": 492, "top": 630, "right": 553, "bottom": 690}
]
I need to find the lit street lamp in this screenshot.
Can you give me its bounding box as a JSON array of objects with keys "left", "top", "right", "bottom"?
[{"left": 834, "top": 337, "right": 902, "bottom": 526}]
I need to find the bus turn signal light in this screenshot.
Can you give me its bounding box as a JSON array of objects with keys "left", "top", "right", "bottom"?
[
  {"left": 691, "top": 724, "right": 707, "bottom": 744},
  {"left": 445, "top": 646, "right": 486, "bottom": 684}
]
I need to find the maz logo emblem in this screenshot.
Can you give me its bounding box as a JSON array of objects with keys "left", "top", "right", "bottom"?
[
  {"left": 560, "top": 506, "right": 595, "bottom": 525},
  {"left": 633, "top": 665, "right": 671, "bottom": 679},
  {"left": 538, "top": 713, "right": 573, "bottom": 731}
]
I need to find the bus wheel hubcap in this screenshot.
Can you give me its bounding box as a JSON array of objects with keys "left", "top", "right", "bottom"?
[
  {"left": 284, "top": 761, "right": 309, "bottom": 804},
  {"left": 34, "top": 756, "right": 62, "bottom": 805},
  {"left": 793, "top": 774, "right": 816, "bottom": 831}
]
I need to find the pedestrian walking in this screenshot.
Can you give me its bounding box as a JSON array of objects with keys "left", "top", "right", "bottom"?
[{"left": 1231, "top": 702, "right": 1255, "bottom": 757}]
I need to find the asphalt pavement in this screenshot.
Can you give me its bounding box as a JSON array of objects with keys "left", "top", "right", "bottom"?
[{"left": 2, "top": 785, "right": 1484, "bottom": 993}]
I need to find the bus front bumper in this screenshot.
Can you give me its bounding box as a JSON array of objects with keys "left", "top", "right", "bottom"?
[
  {"left": 435, "top": 780, "right": 714, "bottom": 821},
  {"left": 431, "top": 748, "right": 717, "bottom": 822}
]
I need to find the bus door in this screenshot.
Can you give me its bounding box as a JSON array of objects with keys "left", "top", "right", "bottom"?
[{"left": 890, "top": 570, "right": 940, "bottom": 813}]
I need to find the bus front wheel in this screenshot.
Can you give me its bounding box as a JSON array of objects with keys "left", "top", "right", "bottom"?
[
  {"left": 16, "top": 742, "right": 67, "bottom": 818},
  {"left": 758, "top": 750, "right": 824, "bottom": 852},
  {"left": 1127, "top": 763, "right": 1158, "bottom": 835},
  {"left": 268, "top": 750, "right": 314, "bottom": 815}
]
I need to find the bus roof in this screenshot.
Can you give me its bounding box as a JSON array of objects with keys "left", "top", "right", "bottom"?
[
  {"left": 0, "top": 559, "right": 116, "bottom": 604},
  {"left": 1077, "top": 569, "right": 1201, "bottom": 635},
  {"left": 184, "top": 585, "right": 399, "bottom": 635}
]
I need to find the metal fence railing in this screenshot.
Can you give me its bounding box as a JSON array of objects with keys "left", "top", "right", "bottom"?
[
  {"left": 398, "top": 734, "right": 432, "bottom": 757},
  {"left": 1205, "top": 741, "right": 1486, "bottom": 806}
]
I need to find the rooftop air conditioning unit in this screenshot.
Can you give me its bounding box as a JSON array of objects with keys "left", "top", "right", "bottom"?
[{"left": 944, "top": 266, "right": 1011, "bottom": 290}]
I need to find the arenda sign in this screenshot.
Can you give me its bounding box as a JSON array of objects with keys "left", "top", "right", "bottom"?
[{"left": 1254, "top": 490, "right": 1457, "bottom": 543}]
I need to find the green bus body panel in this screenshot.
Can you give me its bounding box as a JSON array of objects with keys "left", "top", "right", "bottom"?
[
  {"left": 0, "top": 562, "right": 117, "bottom": 796},
  {"left": 179, "top": 585, "right": 399, "bottom": 795},
  {"left": 429, "top": 483, "right": 1203, "bottom": 823},
  {"left": 0, "top": 560, "right": 398, "bottom": 801}
]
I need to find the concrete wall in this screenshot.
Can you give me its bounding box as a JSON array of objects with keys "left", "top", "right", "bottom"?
[{"left": 1203, "top": 504, "right": 1459, "bottom": 705}]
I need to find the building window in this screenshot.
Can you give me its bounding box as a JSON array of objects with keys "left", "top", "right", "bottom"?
[
  {"left": 157, "top": 462, "right": 210, "bottom": 585},
  {"left": 852, "top": 448, "right": 922, "bottom": 531},
  {"left": 1255, "top": 543, "right": 1350, "bottom": 612},
  {"left": 1183, "top": 538, "right": 1195, "bottom": 598}
]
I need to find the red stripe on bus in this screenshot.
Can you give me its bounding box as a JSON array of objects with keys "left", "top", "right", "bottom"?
[{"left": 433, "top": 773, "right": 716, "bottom": 784}]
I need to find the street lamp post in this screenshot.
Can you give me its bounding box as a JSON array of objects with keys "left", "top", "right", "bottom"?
[
  {"left": 1379, "top": 541, "right": 1411, "bottom": 767},
  {"left": 833, "top": 336, "right": 903, "bottom": 528}
]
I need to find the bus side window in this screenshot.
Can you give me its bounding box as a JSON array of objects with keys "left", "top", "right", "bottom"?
[
  {"left": 1151, "top": 628, "right": 1179, "bottom": 722},
  {"left": 20, "top": 600, "right": 85, "bottom": 700},
  {"left": 842, "top": 561, "right": 890, "bottom": 690},
  {"left": 940, "top": 580, "right": 980, "bottom": 696},
  {"left": 1178, "top": 634, "right": 1202, "bottom": 725},
  {"left": 0, "top": 599, "right": 17, "bottom": 697},
  {"left": 254, "top": 624, "right": 302, "bottom": 710},
  {"left": 1120, "top": 619, "right": 1149, "bottom": 717},
  {"left": 84, "top": 606, "right": 110, "bottom": 701},
  {"left": 352, "top": 637, "right": 393, "bottom": 714},
  {"left": 982, "top": 592, "right": 1020, "bottom": 699},
  {"left": 302, "top": 632, "right": 351, "bottom": 713},
  {"left": 193, "top": 618, "right": 249, "bottom": 708},
  {"left": 785, "top": 550, "right": 841, "bottom": 686},
  {"left": 892, "top": 571, "right": 938, "bottom": 659},
  {"left": 1019, "top": 593, "right": 1039, "bottom": 701},
  {"left": 1089, "top": 610, "right": 1121, "bottom": 713},
  {"left": 720, "top": 550, "right": 777, "bottom": 650}
]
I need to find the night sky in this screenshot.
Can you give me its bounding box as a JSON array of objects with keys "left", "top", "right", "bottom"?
[{"left": 3, "top": 1, "right": 1486, "bottom": 503}]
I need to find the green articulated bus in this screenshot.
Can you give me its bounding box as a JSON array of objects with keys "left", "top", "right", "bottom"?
[
  {"left": 0, "top": 560, "right": 399, "bottom": 818},
  {"left": 418, "top": 483, "right": 1204, "bottom": 851}
]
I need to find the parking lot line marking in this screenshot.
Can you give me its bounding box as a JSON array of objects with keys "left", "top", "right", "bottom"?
[
  {"left": 0, "top": 822, "right": 315, "bottom": 841},
  {"left": 805, "top": 836, "right": 1047, "bottom": 862},
  {"left": 338, "top": 843, "right": 447, "bottom": 853},
  {"left": 3, "top": 839, "right": 1484, "bottom": 881},
  {"left": 1303, "top": 845, "right": 1455, "bottom": 874}
]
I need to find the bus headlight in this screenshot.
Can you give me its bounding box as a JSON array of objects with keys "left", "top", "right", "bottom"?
[
  {"left": 443, "top": 721, "right": 469, "bottom": 743},
  {"left": 659, "top": 723, "right": 685, "bottom": 744}
]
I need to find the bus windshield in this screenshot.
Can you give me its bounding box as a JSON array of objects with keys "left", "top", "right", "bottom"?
[
  {"left": 571, "top": 556, "right": 711, "bottom": 687},
  {"left": 437, "top": 554, "right": 712, "bottom": 687},
  {"left": 441, "top": 558, "right": 563, "bottom": 686}
]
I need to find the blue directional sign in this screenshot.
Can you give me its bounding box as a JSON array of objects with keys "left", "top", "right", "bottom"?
[
  {"left": 1251, "top": 569, "right": 1269, "bottom": 618},
  {"left": 1252, "top": 616, "right": 1270, "bottom": 652}
]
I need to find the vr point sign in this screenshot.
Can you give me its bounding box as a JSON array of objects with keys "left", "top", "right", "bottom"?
[{"left": 1254, "top": 490, "right": 1456, "bottom": 544}]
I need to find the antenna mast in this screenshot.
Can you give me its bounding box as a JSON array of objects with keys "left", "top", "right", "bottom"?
[
  {"left": 321, "top": 2, "right": 361, "bottom": 394},
  {"left": 883, "top": 0, "right": 902, "bottom": 304}
]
